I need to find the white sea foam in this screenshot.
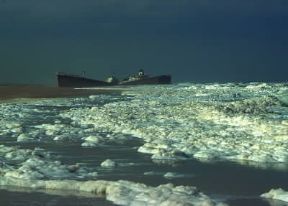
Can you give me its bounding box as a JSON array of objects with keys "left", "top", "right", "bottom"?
[
  {"left": 0, "top": 144, "right": 225, "bottom": 205},
  {"left": 60, "top": 83, "right": 288, "bottom": 167},
  {"left": 1, "top": 83, "right": 288, "bottom": 205},
  {"left": 81, "top": 134, "right": 104, "bottom": 147},
  {"left": 0, "top": 145, "right": 97, "bottom": 180},
  {"left": 277, "top": 89, "right": 288, "bottom": 106},
  {"left": 1, "top": 83, "right": 288, "bottom": 167},
  {"left": 17, "top": 133, "right": 33, "bottom": 142},
  {"left": 0, "top": 177, "right": 227, "bottom": 206},
  {"left": 261, "top": 188, "right": 288, "bottom": 203},
  {"left": 163, "top": 172, "right": 186, "bottom": 179},
  {"left": 101, "top": 159, "right": 117, "bottom": 168}
]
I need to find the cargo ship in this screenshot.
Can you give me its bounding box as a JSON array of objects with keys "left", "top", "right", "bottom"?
[{"left": 57, "top": 70, "right": 171, "bottom": 87}]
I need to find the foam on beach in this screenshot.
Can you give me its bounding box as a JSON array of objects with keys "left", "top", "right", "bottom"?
[
  {"left": 0, "top": 144, "right": 226, "bottom": 206},
  {"left": 261, "top": 188, "right": 288, "bottom": 203},
  {"left": 1, "top": 82, "right": 288, "bottom": 205},
  {"left": 60, "top": 83, "right": 288, "bottom": 166},
  {"left": 0, "top": 177, "right": 227, "bottom": 206},
  {"left": 1, "top": 83, "right": 288, "bottom": 167},
  {"left": 0, "top": 145, "right": 97, "bottom": 180}
]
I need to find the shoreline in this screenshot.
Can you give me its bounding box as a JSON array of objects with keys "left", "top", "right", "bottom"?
[{"left": 0, "top": 85, "right": 122, "bottom": 101}]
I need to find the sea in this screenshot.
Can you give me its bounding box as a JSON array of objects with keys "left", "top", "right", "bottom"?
[{"left": 0, "top": 82, "right": 288, "bottom": 206}]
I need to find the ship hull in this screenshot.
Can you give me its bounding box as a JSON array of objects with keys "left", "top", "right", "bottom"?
[
  {"left": 119, "top": 75, "right": 171, "bottom": 85},
  {"left": 57, "top": 74, "right": 171, "bottom": 87},
  {"left": 57, "top": 74, "right": 112, "bottom": 88}
]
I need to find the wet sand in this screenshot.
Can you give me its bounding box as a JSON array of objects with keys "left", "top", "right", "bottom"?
[{"left": 0, "top": 85, "right": 121, "bottom": 100}]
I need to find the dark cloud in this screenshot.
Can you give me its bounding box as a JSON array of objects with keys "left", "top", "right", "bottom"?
[
  {"left": 1, "top": 0, "right": 287, "bottom": 22},
  {"left": 0, "top": 0, "right": 288, "bottom": 84}
]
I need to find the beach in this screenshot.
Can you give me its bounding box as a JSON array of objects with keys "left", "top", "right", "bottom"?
[
  {"left": 0, "top": 83, "right": 288, "bottom": 206},
  {"left": 0, "top": 85, "right": 122, "bottom": 100}
]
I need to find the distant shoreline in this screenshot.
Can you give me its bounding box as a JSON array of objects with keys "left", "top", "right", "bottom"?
[{"left": 0, "top": 85, "right": 122, "bottom": 101}]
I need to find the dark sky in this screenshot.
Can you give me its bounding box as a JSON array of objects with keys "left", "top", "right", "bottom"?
[{"left": 0, "top": 0, "right": 288, "bottom": 84}]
